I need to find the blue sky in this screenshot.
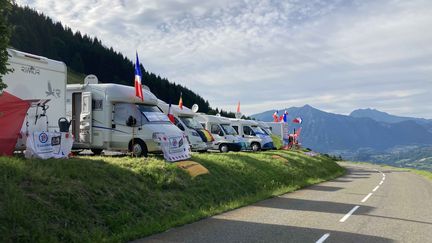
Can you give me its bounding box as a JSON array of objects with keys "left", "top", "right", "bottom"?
[{"left": 16, "top": 0, "right": 432, "bottom": 118}]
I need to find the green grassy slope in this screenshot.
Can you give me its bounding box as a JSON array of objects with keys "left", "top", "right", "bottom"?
[
  {"left": 67, "top": 69, "right": 86, "bottom": 84},
  {"left": 0, "top": 150, "right": 344, "bottom": 242}
]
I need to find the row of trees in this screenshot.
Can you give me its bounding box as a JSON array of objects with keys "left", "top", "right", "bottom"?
[
  {"left": 0, "top": 0, "right": 12, "bottom": 91},
  {"left": 1, "top": 3, "right": 249, "bottom": 118}
]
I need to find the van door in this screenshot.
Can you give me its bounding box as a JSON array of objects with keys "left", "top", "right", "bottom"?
[
  {"left": 79, "top": 92, "right": 92, "bottom": 144},
  {"left": 71, "top": 92, "right": 82, "bottom": 142}
]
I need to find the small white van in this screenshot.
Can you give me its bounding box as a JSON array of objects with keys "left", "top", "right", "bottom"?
[
  {"left": 230, "top": 119, "right": 274, "bottom": 151},
  {"left": 195, "top": 114, "right": 243, "bottom": 152},
  {"left": 265, "top": 122, "right": 289, "bottom": 140},
  {"left": 157, "top": 100, "right": 212, "bottom": 152},
  {"left": 3, "top": 49, "right": 67, "bottom": 149},
  {"left": 66, "top": 82, "right": 187, "bottom": 156},
  {"left": 257, "top": 121, "right": 273, "bottom": 135}
]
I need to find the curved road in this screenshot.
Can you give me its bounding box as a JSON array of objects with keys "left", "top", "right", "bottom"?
[{"left": 136, "top": 162, "right": 432, "bottom": 243}]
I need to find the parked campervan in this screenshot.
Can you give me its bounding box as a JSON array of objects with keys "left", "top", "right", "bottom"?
[
  {"left": 266, "top": 122, "right": 288, "bottom": 140},
  {"left": 257, "top": 121, "right": 272, "bottom": 135},
  {"left": 3, "top": 49, "right": 67, "bottom": 149},
  {"left": 157, "top": 100, "right": 213, "bottom": 152},
  {"left": 195, "top": 114, "right": 242, "bottom": 152},
  {"left": 66, "top": 82, "right": 187, "bottom": 156},
  {"left": 229, "top": 119, "right": 274, "bottom": 151}
]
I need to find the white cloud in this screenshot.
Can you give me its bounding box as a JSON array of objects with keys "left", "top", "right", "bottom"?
[{"left": 15, "top": 0, "right": 432, "bottom": 118}]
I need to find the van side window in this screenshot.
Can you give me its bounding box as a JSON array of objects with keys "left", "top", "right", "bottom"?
[
  {"left": 211, "top": 124, "right": 221, "bottom": 135},
  {"left": 243, "top": 126, "right": 252, "bottom": 136},
  {"left": 232, "top": 125, "right": 239, "bottom": 134},
  {"left": 114, "top": 103, "right": 141, "bottom": 126}
]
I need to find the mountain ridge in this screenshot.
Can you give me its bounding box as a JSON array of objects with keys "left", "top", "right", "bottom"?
[{"left": 251, "top": 105, "right": 432, "bottom": 153}]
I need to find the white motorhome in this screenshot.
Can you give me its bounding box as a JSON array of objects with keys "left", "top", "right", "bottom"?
[
  {"left": 66, "top": 82, "right": 187, "bottom": 156},
  {"left": 3, "top": 49, "right": 67, "bottom": 149},
  {"left": 266, "top": 122, "right": 289, "bottom": 140},
  {"left": 157, "top": 100, "right": 212, "bottom": 152},
  {"left": 195, "top": 114, "right": 243, "bottom": 152},
  {"left": 257, "top": 121, "right": 272, "bottom": 135},
  {"left": 230, "top": 119, "right": 274, "bottom": 151}
]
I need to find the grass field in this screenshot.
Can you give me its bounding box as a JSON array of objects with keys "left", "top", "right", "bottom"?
[
  {"left": 67, "top": 69, "right": 86, "bottom": 84},
  {"left": 0, "top": 150, "right": 344, "bottom": 242}
]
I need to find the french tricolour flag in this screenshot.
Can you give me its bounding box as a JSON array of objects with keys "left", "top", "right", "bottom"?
[
  {"left": 134, "top": 52, "right": 144, "bottom": 101},
  {"left": 292, "top": 117, "right": 302, "bottom": 124}
]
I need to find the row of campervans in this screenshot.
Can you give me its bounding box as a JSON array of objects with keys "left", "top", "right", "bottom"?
[{"left": 2, "top": 49, "right": 276, "bottom": 157}]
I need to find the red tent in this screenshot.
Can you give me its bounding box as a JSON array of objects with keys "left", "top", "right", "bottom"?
[{"left": 0, "top": 91, "right": 30, "bottom": 156}]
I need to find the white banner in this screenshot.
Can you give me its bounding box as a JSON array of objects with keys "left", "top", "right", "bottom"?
[
  {"left": 25, "top": 132, "right": 73, "bottom": 159},
  {"left": 154, "top": 134, "right": 191, "bottom": 162}
]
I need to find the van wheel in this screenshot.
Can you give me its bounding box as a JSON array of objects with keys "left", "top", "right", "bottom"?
[
  {"left": 129, "top": 139, "right": 148, "bottom": 157},
  {"left": 91, "top": 149, "right": 103, "bottom": 155},
  {"left": 219, "top": 144, "right": 229, "bottom": 153},
  {"left": 251, "top": 143, "right": 261, "bottom": 152}
]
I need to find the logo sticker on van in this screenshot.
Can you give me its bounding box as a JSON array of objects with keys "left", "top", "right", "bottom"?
[
  {"left": 21, "top": 65, "right": 40, "bottom": 75},
  {"left": 46, "top": 81, "right": 61, "bottom": 98}
]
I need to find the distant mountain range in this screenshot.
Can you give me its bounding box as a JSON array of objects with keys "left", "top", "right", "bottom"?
[{"left": 251, "top": 105, "right": 432, "bottom": 171}]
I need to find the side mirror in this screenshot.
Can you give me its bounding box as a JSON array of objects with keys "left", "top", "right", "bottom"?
[
  {"left": 219, "top": 131, "right": 224, "bottom": 137},
  {"left": 126, "top": 116, "right": 137, "bottom": 126}
]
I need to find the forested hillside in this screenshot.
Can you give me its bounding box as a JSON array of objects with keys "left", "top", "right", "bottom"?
[{"left": 7, "top": 5, "right": 219, "bottom": 114}]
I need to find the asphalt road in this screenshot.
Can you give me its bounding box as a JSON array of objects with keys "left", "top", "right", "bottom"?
[{"left": 135, "top": 162, "right": 432, "bottom": 243}]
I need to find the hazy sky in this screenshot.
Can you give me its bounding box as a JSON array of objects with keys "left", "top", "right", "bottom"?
[{"left": 16, "top": 0, "right": 432, "bottom": 118}]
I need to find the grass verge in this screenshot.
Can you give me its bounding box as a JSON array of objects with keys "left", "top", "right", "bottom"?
[
  {"left": 270, "top": 134, "right": 283, "bottom": 149},
  {"left": 0, "top": 150, "right": 344, "bottom": 242}
]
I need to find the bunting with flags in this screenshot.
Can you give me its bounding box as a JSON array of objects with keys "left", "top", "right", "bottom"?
[{"left": 134, "top": 53, "right": 143, "bottom": 101}]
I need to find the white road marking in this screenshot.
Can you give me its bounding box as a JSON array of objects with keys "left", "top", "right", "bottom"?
[
  {"left": 379, "top": 181, "right": 383, "bottom": 185},
  {"left": 316, "top": 233, "right": 330, "bottom": 243},
  {"left": 373, "top": 185, "right": 379, "bottom": 192},
  {"left": 361, "top": 193, "right": 373, "bottom": 202},
  {"left": 340, "top": 206, "right": 360, "bottom": 222},
  {"left": 382, "top": 177, "right": 385, "bottom": 181}
]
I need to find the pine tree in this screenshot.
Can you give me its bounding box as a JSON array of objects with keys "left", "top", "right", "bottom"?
[{"left": 0, "top": 0, "right": 12, "bottom": 91}]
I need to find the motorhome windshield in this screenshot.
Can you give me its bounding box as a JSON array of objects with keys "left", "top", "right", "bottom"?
[
  {"left": 252, "top": 125, "right": 266, "bottom": 135},
  {"left": 180, "top": 117, "right": 203, "bottom": 129},
  {"left": 221, "top": 124, "right": 237, "bottom": 135},
  {"left": 262, "top": 128, "right": 271, "bottom": 135},
  {"left": 137, "top": 105, "right": 170, "bottom": 122}
]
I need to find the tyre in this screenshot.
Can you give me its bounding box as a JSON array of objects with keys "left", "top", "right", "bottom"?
[
  {"left": 219, "top": 144, "right": 229, "bottom": 153},
  {"left": 129, "top": 139, "right": 148, "bottom": 157},
  {"left": 91, "top": 148, "right": 103, "bottom": 155},
  {"left": 251, "top": 143, "right": 261, "bottom": 152}
]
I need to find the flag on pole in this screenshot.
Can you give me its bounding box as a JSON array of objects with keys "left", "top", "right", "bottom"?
[
  {"left": 273, "top": 110, "right": 279, "bottom": 122},
  {"left": 134, "top": 52, "right": 143, "bottom": 101},
  {"left": 178, "top": 92, "right": 183, "bottom": 110},
  {"left": 292, "top": 117, "right": 302, "bottom": 124},
  {"left": 283, "top": 110, "right": 288, "bottom": 122},
  {"left": 237, "top": 101, "right": 240, "bottom": 113},
  {"left": 167, "top": 103, "right": 175, "bottom": 124}
]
